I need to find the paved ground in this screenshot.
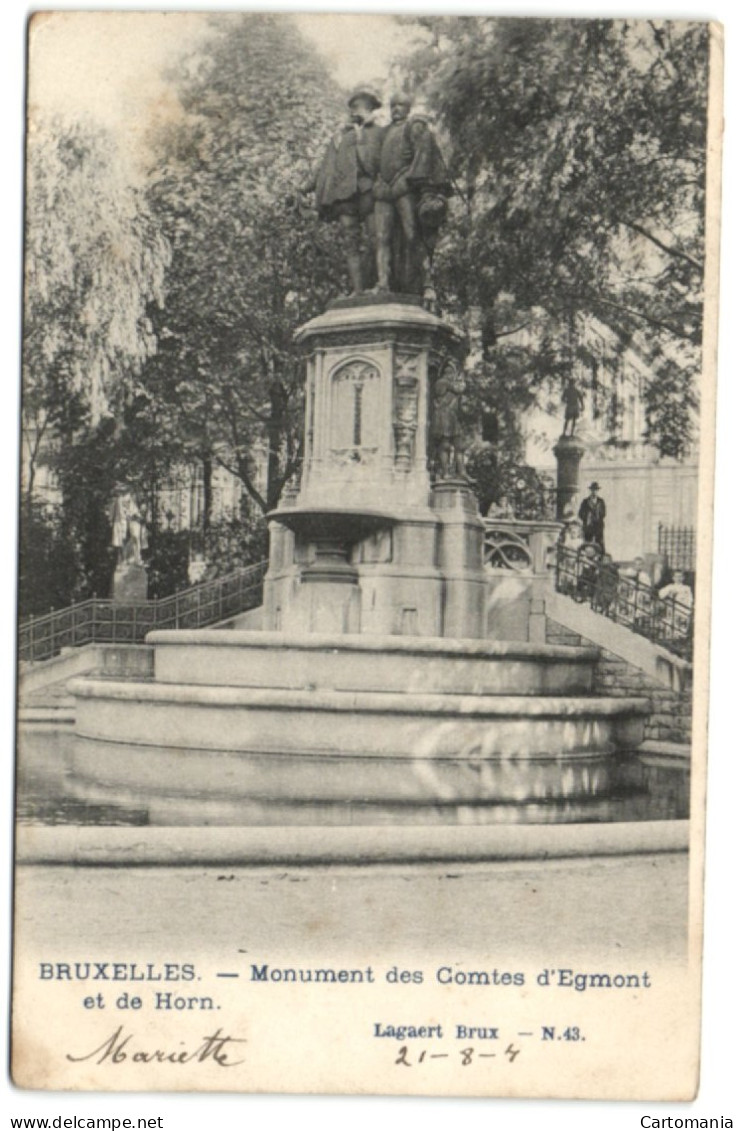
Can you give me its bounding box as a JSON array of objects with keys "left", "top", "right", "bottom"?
[{"left": 15, "top": 853, "right": 689, "bottom": 963}]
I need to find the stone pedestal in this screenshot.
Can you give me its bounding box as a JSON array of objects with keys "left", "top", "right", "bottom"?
[
  {"left": 295, "top": 295, "right": 465, "bottom": 512},
  {"left": 553, "top": 435, "right": 586, "bottom": 518},
  {"left": 112, "top": 562, "right": 147, "bottom": 603},
  {"left": 484, "top": 518, "right": 563, "bottom": 641},
  {"left": 430, "top": 479, "right": 486, "bottom": 639},
  {"left": 264, "top": 296, "right": 488, "bottom": 639}
]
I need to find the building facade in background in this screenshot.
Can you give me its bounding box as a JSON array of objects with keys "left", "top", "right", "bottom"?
[{"left": 522, "top": 318, "right": 698, "bottom": 566}]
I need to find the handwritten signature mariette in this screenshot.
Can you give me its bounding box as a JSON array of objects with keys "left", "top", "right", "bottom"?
[{"left": 66, "top": 1026, "right": 245, "bottom": 1067}]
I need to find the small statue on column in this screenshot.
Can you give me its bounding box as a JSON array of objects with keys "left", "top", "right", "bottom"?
[{"left": 561, "top": 377, "right": 585, "bottom": 437}]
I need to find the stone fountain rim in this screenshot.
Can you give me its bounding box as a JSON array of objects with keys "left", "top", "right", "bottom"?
[
  {"left": 265, "top": 505, "right": 396, "bottom": 540},
  {"left": 144, "top": 629, "right": 600, "bottom": 662},
  {"left": 14, "top": 821, "right": 689, "bottom": 866},
  {"left": 69, "top": 677, "right": 650, "bottom": 717}
]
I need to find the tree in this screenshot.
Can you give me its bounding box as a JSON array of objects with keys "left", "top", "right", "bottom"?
[
  {"left": 400, "top": 17, "right": 709, "bottom": 459},
  {"left": 23, "top": 119, "right": 170, "bottom": 493},
  {"left": 142, "top": 14, "right": 345, "bottom": 516},
  {"left": 22, "top": 118, "right": 170, "bottom": 605}
]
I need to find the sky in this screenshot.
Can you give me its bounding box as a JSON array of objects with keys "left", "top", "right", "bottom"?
[
  {"left": 28, "top": 12, "right": 421, "bottom": 127},
  {"left": 26, "top": 11, "right": 423, "bottom": 181}
]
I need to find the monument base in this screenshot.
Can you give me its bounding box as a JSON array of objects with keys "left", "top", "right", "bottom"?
[
  {"left": 67, "top": 291, "right": 653, "bottom": 831},
  {"left": 264, "top": 494, "right": 487, "bottom": 639},
  {"left": 263, "top": 296, "right": 487, "bottom": 638}
]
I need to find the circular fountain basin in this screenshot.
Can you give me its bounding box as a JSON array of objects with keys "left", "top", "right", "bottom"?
[
  {"left": 65, "top": 629, "right": 651, "bottom": 826},
  {"left": 15, "top": 723, "right": 688, "bottom": 861}
]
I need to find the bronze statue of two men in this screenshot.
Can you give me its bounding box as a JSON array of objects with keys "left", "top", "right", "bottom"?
[{"left": 303, "top": 86, "right": 452, "bottom": 302}]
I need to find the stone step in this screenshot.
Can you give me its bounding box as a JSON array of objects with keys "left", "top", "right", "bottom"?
[
  {"left": 18, "top": 703, "right": 76, "bottom": 725},
  {"left": 18, "top": 677, "right": 78, "bottom": 724}
]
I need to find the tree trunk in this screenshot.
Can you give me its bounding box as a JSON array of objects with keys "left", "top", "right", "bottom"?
[
  {"left": 201, "top": 454, "right": 213, "bottom": 532},
  {"left": 148, "top": 479, "right": 159, "bottom": 550},
  {"left": 266, "top": 380, "right": 287, "bottom": 512}
]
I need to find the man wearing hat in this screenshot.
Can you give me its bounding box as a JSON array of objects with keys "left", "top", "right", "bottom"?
[
  {"left": 373, "top": 91, "right": 452, "bottom": 298},
  {"left": 578, "top": 482, "right": 607, "bottom": 551},
  {"left": 302, "top": 86, "right": 384, "bottom": 294}
]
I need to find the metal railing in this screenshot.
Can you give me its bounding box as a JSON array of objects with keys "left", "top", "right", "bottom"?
[
  {"left": 658, "top": 524, "right": 696, "bottom": 573},
  {"left": 555, "top": 545, "right": 693, "bottom": 661},
  {"left": 18, "top": 561, "right": 267, "bottom": 664}
]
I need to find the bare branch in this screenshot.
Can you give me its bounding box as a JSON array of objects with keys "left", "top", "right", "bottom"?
[{"left": 617, "top": 218, "right": 703, "bottom": 272}]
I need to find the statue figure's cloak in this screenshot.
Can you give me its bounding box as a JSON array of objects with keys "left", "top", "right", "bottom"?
[
  {"left": 314, "top": 122, "right": 384, "bottom": 217},
  {"left": 376, "top": 116, "right": 452, "bottom": 201}
]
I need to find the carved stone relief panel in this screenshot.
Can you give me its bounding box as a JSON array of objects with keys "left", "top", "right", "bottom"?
[
  {"left": 330, "top": 359, "right": 381, "bottom": 464},
  {"left": 393, "top": 350, "right": 422, "bottom": 471}
]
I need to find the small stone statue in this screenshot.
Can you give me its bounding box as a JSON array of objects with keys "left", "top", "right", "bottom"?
[
  {"left": 109, "top": 486, "right": 147, "bottom": 567},
  {"left": 431, "top": 360, "right": 466, "bottom": 479},
  {"left": 562, "top": 377, "right": 585, "bottom": 437},
  {"left": 373, "top": 92, "right": 452, "bottom": 303}
]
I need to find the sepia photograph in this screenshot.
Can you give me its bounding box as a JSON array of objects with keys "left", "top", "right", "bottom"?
[{"left": 6, "top": 2, "right": 734, "bottom": 1111}]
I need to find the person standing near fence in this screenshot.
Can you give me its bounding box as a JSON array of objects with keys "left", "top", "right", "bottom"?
[
  {"left": 592, "top": 552, "right": 619, "bottom": 615},
  {"left": 659, "top": 569, "right": 694, "bottom": 609},
  {"left": 659, "top": 569, "right": 694, "bottom": 644},
  {"left": 619, "top": 555, "right": 654, "bottom": 629},
  {"left": 578, "top": 482, "right": 606, "bottom": 552}
]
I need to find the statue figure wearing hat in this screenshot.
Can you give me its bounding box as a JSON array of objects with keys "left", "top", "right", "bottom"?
[
  {"left": 299, "top": 86, "right": 384, "bottom": 295},
  {"left": 374, "top": 91, "right": 452, "bottom": 303},
  {"left": 561, "top": 376, "right": 585, "bottom": 437}
]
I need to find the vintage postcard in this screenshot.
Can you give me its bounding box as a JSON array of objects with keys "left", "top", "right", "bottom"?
[{"left": 12, "top": 11, "right": 722, "bottom": 1101}]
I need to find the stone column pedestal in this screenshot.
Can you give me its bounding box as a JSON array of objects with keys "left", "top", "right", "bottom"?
[
  {"left": 430, "top": 479, "right": 486, "bottom": 639},
  {"left": 112, "top": 562, "right": 147, "bottom": 603},
  {"left": 553, "top": 435, "right": 586, "bottom": 519}
]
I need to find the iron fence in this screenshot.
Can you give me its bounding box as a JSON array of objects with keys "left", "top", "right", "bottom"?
[
  {"left": 19, "top": 561, "right": 267, "bottom": 664},
  {"left": 555, "top": 544, "right": 693, "bottom": 661},
  {"left": 658, "top": 524, "right": 696, "bottom": 573}
]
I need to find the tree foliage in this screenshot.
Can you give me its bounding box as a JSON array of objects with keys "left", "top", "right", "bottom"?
[
  {"left": 21, "top": 118, "right": 171, "bottom": 608},
  {"left": 20, "top": 16, "right": 710, "bottom": 614},
  {"left": 402, "top": 17, "right": 708, "bottom": 458},
  {"left": 23, "top": 118, "right": 169, "bottom": 489},
  {"left": 141, "top": 14, "right": 345, "bottom": 514}
]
